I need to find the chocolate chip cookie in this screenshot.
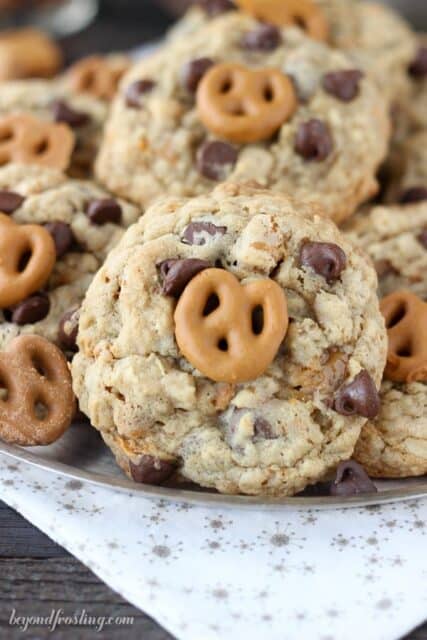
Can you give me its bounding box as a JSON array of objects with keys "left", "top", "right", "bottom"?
[
  {"left": 0, "top": 163, "right": 140, "bottom": 352},
  {"left": 72, "top": 183, "right": 387, "bottom": 496},
  {"left": 383, "top": 131, "right": 427, "bottom": 206}
]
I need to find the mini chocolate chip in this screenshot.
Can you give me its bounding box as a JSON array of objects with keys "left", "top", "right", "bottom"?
[
  {"left": 0, "top": 190, "right": 24, "bottom": 214},
  {"left": 198, "top": 0, "right": 235, "bottom": 16},
  {"left": 299, "top": 241, "right": 346, "bottom": 283},
  {"left": 322, "top": 69, "right": 364, "bottom": 102},
  {"left": 334, "top": 370, "right": 380, "bottom": 419},
  {"left": 125, "top": 79, "right": 156, "bottom": 108},
  {"left": 398, "top": 186, "right": 427, "bottom": 204},
  {"left": 130, "top": 455, "right": 177, "bottom": 485},
  {"left": 253, "top": 417, "right": 276, "bottom": 441},
  {"left": 182, "top": 221, "right": 227, "bottom": 246},
  {"left": 182, "top": 58, "right": 214, "bottom": 93},
  {"left": 295, "top": 119, "right": 333, "bottom": 161},
  {"left": 86, "top": 198, "right": 122, "bottom": 225},
  {"left": 7, "top": 292, "right": 50, "bottom": 326},
  {"left": 51, "top": 99, "right": 90, "bottom": 128},
  {"left": 58, "top": 306, "right": 80, "bottom": 351},
  {"left": 44, "top": 221, "right": 75, "bottom": 258},
  {"left": 197, "top": 141, "right": 237, "bottom": 181},
  {"left": 408, "top": 47, "right": 427, "bottom": 78},
  {"left": 418, "top": 229, "right": 427, "bottom": 249},
  {"left": 242, "top": 23, "right": 281, "bottom": 51},
  {"left": 374, "top": 259, "right": 397, "bottom": 278},
  {"left": 330, "top": 460, "right": 377, "bottom": 497},
  {"left": 159, "top": 258, "right": 210, "bottom": 298}
]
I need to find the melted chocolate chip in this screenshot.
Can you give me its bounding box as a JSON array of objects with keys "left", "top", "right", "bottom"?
[
  {"left": 125, "top": 79, "right": 156, "bottom": 108},
  {"left": 299, "top": 241, "right": 346, "bottom": 283},
  {"left": 398, "top": 186, "right": 427, "bottom": 205},
  {"left": 58, "top": 306, "right": 80, "bottom": 351},
  {"left": 182, "top": 221, "right": 227, "bottom": 246},
  {"left": 0, "top": 190, "right": 24, "bottom": 214},
  {"left": 130, "top": 455, "right": 177, "bottom": 485},
  {"left": 51, "top": 100, "right": 90, "bottom": 128},
  {"left": 253, "top": 417, "right": 276, "bottom": 441},
  {"left": 44, "top": 221, "right": 75, "bottom": 258},
  {"left": 159, "top": 258, "right": 210, "bottom": 297},
  {"left": 197, "top": 141, "right": 237, "bottom": 180},
  {"left": 418, "top": 229, "right": 427, "bottom": 249},
  {"left": 330, "top": 460, "right": 377, "bottom": 497},
  {"left": 295, "top": 119, "right": 333, "bottom": 161},
  {"left": 198, "top": 0, "right": 235, "bottom": 16},
  {"left": 408, "top": 46, "right": 427, "bottom": 78},
  {"left": 334, "top": 370, "right": 380, "bottom": 419},
  {"left": 182, "top": 57, "right": 214, "bottom": 93},
  {"left": 322, "top": 69, "right": 364, "bottom": 102},
  {"left": 86, "top": 198, "right": 122, "bottom": 225},
  {"left": 7, "top": 292, "right": 50, "bottom": 325},
  {"left": 242, "top": 23, "right": 281, "bottom": 51}
]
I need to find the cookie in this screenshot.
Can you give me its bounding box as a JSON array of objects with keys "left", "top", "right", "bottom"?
[
  {"left": 383, "top": 131, "right": 427, "bottom": 206},
  {"left": 72, "top": 183, "right": 387, "bottom": 496},
  {"left": 169, "top": 0, "right": 416, "bottom": 103},
  {"left": 0, "top": 28, "right": 62, "bottom": 81},
  {"left": 96, "top": 12, "right": 389, "bottom": 223},
  {"left": 0, "top": 163, "right": 140, "bottom": 352},
  {"left": 64, "top": 54, "right": 131, "bottom": 102},
  {"left": 0, "top": 79, "right": 108, "bottom": 177},
  {"left": 399, "top": 35, "right": 427, "bottom": 133}
]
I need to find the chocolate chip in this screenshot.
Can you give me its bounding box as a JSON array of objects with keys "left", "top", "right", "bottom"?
[
  {"left": 418, "top": 229, "right": 427, "bottom": 249},
  {"left": 334, "top": 370, "right": 380, "bottom": 419},
  {"left": 197, "top": 141, "right": 237, "bottom": 181},
  {"left": 299, "top": 241, "right": 346, "bottom": 283},
  {"left": 130, "top": 455, "right": 177, "bottom": 485},
  {"left": 86, "top": 198, "right": 122, "bottom": 225},
  {"left": 198, "top": 0, "right": 235, "bottom": 16},
  {"left": 295, "top": 119, "right": 333, "bottom": 161},
  {"left": 51, "top": 100, "right": 90, "bottom": 128},
  {"left": 182, "top": 221, "right": 227, "bottom": 246},
  {"left": 374, "top": 259, "right": 397, "bottom": 278},
  {"left": 159, "top": 258, "right": 210, "bottom": 298},
  {"left": 253, "top": 417, "right": 276, "bottom": 441},
  {"left": 44, "top": 221, "right": 75, "bottom": 258},
  {"left": 182, "top": 57, "right": 215, "bottom": 94},
  {"left": 242, "top": 23, "right": 281, "bottom": 51},
  {"left": 58, "top": 306, "right": 80, "bottom": 351},
  {"left": 330, "top": 460, "right": 377, "bottom": 497},
  {"left": 322, "top": 69, "right": 364, "bottom": 102},
  {"left": 125, "top": 79, "right": 156, "bottom": 108},
  {"left": 0, "top": 191, "right": 25, "bottom": 214},
  {"left": 7, "top": 292, "right": 50, "bottom": 325},
  {"left": 398, "top": 186, "right": 427, "bottom": 205},
  {"left": 408, "top": 47, "right": 427, "bottom": 78}
]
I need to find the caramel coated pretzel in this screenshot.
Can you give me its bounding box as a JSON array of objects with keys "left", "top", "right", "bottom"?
[
  {"left": 197, "top": 63, "right": 297, "bottom": 144},
  {"left": 381, "top": 290, "right": 427, "bottom": 383},
  {"left": 0, "top": 335, "right": 75, "bottom": 446},
  {"left": 68, "top": 55, "right": 130, "bottom": 101},
  {"left": 0, "top": 113, "right": 74, "bottom": 170},
  {"left": 235, "top": 0, "right": 329, "bottom": 41},
  {"left": 174, "top": 268, "right": 289, "bottom": 383},
  {"left": 0, "top": 213, "right": 56, "bottom": 308}
]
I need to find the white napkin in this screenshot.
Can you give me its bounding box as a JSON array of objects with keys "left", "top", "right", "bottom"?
[{"left": 0, "top": 453, "right": 426, "bottom": 640}]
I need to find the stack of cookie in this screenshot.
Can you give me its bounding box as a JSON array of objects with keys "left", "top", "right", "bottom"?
[{"left": 0, "top": 0, "right": 425, "bottom": 498}]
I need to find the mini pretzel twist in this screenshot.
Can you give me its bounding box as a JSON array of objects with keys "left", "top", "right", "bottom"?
[
  {"left": 0, "top": 213, "right": 56, "bottom": 308},
  {"left": 197, "top": 63, "right": 297, "bottom": 144},
  {"left": 0, "top": 335, "right": 75, "bottom": 446},
  {"left": 68, "top": 55, "right": 129, "bottom": 101},
  {"left": 235, "top": 0, "right": 329, "bottom": 41},
  {"left": 0, "top": 113, "right": 74, "bottom": 170},
  {"left": 174, "top": 268, "right": 289, "bottom": 383},
  {"left": 380, "top": 290, "right": 427, "bottom": 383}
]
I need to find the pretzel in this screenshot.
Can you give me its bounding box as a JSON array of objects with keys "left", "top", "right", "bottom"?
[
  {"left": 197, "top": 63, "right": 297, "bottom": 144},
  {"left": 68, "top": 55, "right": 130, "bottom": 101},
  {"left": 0, "top": 114, "right": 74, "bottom": 170},
  {"left": 174, "top": 268, "right": 288, "bottom": 383},
  {"left": 380, "top": 290, "right": 427, "bottom": 383},
  {"left": 235, "top": 0, "right": 329, "bottom": 41},
  {"left": 0, "top": 213, "right": 56, "bottom": 308},
  {"left": 0, "top": 335, "right": 75, "bottom": 446}
]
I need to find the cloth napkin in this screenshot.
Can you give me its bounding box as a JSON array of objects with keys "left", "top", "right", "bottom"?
[{"left": 0, "top": 453, "right": 426, "bottom": 640}]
